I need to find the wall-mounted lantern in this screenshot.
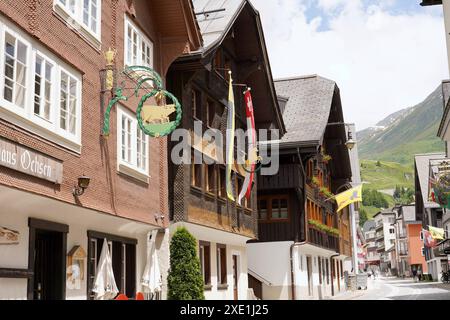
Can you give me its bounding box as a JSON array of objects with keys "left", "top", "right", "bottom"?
[{"left": 73, "top": 175, "right": 91, "bottom": 196}]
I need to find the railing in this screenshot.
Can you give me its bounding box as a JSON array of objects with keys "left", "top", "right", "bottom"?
[
  {"left": 365, "top": 232, "right": 375, "bottom": 240},
  {"left": 308, "top": 226, "right": 339, "bottom": 252},
  {"left": 367, "top": 254, "right": 381, "bottom": 261},
  {"left": 238, "top": 209, "right": 256, "bottom": 235},
  {"left": 375, "top": 222, "right": 383, "bottom": 230},
  {"left": 258, "top": 164, "right": 302, "bottom": 190},
  {"left": 436, "top": 239, "right": 450, "bottom": 257},
  {"left": 305, "top": 184, "right": 334, "bottom": 213}
]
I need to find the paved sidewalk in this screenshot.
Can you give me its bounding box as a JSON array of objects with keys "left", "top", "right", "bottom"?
[
  {"left": 329, "top": 276, "right": 389, "bottom": 300},
  {"left": 328, "top": 289, "right": 367, "bottom": 300}
]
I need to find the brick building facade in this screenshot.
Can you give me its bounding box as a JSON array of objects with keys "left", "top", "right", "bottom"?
[{"left": 0, "top": 0, "right": 201, "bottom": 300}]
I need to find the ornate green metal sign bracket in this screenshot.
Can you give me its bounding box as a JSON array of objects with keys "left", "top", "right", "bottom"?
[{"left": 102, "top": 65, "right": 182, "bottom": 138}]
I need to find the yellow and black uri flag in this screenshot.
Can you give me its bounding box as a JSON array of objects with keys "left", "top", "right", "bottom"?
[
  {"left": 335, "top": 185, "right": 362, "bottom": 212},
  {"left": 428, "top": 226, "right": 445, "bottom": 240},
  {"left": 225, "top": 71, "right": 235, "bottom": 201}
]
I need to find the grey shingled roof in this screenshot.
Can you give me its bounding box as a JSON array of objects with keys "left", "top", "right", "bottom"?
[
  {"left": 363, "top": 220, "right": 376, "bottom": 233},
  {"left": 274, "top": 75, "right": 337, "bottom": 145},
  {"left": 415, "top": 153, "right": 446, "bottom": 209},
  {"left": 192, "top": 0, "right": 246, "bottom": 52}
]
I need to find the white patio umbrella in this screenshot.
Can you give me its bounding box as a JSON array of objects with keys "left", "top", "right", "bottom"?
[
  {"left": 93, "top": 239, "right": 119, "bottom": 300},
  {"left": 141, "top": 229, "right": 162, "bottom": 299}
]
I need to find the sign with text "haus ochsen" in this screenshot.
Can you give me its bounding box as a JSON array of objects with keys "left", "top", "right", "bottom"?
[{"left": 0, "top": 137, "right": 63, "bottom": 184}]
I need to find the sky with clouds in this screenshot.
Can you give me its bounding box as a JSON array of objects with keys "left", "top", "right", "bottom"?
[{"left": 251, "top": 0, "right": 448, "bottom": 130}]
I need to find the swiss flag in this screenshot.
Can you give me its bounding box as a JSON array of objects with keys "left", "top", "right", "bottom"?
[{"left": 423, "top": 229, "right": 437, "bottom": 248}]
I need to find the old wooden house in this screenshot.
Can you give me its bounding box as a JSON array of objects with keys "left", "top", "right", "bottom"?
[
  {"left": 166, "top": 0, "right": 285, "bottom": 300},
  {"left": 248, "top": 75, "right": 354, "bottom": 300}
]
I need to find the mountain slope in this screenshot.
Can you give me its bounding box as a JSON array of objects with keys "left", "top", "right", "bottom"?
[
  {"left": 360, "top": 160, "right": 413, "bottom": 190},
  {"left": 357, "top": 86, "right": 445, "bottom": 165}
]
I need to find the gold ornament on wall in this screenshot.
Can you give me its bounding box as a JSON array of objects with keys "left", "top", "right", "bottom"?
[{"left": 104, "top": 48, "right": 117, "bottom": 91}]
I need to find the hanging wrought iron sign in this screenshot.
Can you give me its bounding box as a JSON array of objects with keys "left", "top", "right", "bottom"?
[{"left": 102, "top": 65, "right": 182, "bottom": 138}]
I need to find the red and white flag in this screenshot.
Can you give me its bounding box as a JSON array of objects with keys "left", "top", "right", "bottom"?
[
  {"left": 238, "top": 89, "right": 257, "bottom": 204},
  {"left": 423, "top": 229, "right": 437, "bottom": 248}
]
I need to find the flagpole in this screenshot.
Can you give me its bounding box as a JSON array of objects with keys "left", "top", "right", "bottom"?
[{"left": 350, "top": 202, "right": 359, "bottom": 275}]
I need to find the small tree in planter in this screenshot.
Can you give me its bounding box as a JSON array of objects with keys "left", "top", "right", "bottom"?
[{"left": 168, "top": 227, "right": 205, "bottom": 300}]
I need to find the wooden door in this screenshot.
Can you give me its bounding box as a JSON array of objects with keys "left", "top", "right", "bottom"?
[
  {"left": 33, "top": 230, "right": 64, "bottom": 300},
  {"left": 233, "top": 255, "right": 239, "bottom": 300}
]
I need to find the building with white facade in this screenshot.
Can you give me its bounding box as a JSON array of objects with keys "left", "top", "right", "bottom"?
[{"left": 374, "top": 209, "right": 397, "bottom": 275}]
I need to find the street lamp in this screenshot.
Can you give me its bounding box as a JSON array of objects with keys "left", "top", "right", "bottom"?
[
  {"left": 345, "top": 131, "right": 356, "bottom": 150},
  {"left": 326, "top": 122, "right": 357, "bottom": 150}
]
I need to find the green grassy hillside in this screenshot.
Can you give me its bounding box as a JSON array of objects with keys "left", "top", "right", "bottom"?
[
  {"left": 359, "top": 161, "right": 411, "bottom": 221},
  {"left": 360, "top": 160, "right": 414, "bottom": 190}
]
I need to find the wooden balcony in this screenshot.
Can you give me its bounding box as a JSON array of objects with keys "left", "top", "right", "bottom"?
[
  {"left": 305, "top": 184, "right": 334, "bottom": 213},
  {"left": 435, "top": 238, "right": 450, "bottom": 257},
  {"left": 308, "top": 226, "right": 339, "bottom": 252},
  {"left": 258, "top": 164, "right": 302, "bottom": 191},
  {"left": 186, "top": 189, "right": 257, "bottom": 238}
]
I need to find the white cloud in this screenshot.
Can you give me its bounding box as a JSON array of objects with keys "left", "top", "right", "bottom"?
[{"left": 252, "top": 0, "right": 448, "bottom": 130}]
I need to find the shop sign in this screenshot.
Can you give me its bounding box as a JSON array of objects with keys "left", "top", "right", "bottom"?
[
  {"left": 0, "top": 137, "right": 63, "bottom": 184},
  {"left": 0, "top": 226, "right": 19, "bottom": 245}
]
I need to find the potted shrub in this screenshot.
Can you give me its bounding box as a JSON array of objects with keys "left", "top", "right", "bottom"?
[
  {"left": 322, "top": 154, "right": 332, "bottom": 163},
  {"left": 311, "top": 176, "right": 320, "bottom": 187},
  {"left": 168, "top": 227, "right": 205, "bottom": 300},
  {"left": 319, "top": 187, "right": 334, "bottom": 199}
]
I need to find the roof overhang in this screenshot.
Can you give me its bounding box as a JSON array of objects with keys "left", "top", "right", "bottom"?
[
  {"left": 438, "top": 98, "right": 450, "bottom": 140},
  {"left": 297, "top": 243, "right": 339, "bottom": 257},
  {"left": 420, "top": 0, "right": 442, "bottom": 6},
  {"left": 178, "top": 1, "right": 286, "bottom": 135},
  {"left": 151, "top": 0, "right": 203, "bottom": 51}
]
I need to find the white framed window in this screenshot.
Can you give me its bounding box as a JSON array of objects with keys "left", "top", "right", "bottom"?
[
  {"left": 59, "top": 69, "right": 79, "bottom": 135},
  {"left": 53, "top": 0, "right": 102, "bottom": 48},
  {"left": 124, "top": 16, "right": 154, "bottom": 68},
  {"left": 0, "top": 18, "right": 82, "bottom": 152},
  {"left": 420, "top": 231, "right": 424, "bottom": 241},
  {"left": 3, "top": 31, "right": 27, "bottom": 109},
  {"left": 117, "top": 105, "right": 149, "bottom": 181},
  {"left": 34, "top": 54, "right": 53, "bottom": 121},
  {"left": 421, "top": 247, "right": 425, "bottom": 256}
]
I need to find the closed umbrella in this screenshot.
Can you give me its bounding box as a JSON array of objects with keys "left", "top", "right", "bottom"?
[
  {"left": 141, "top": 229, "right": 162, "bottom": 299},
  {"left": 93, "top": 239, "right": 119, "bottom": 300}
]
